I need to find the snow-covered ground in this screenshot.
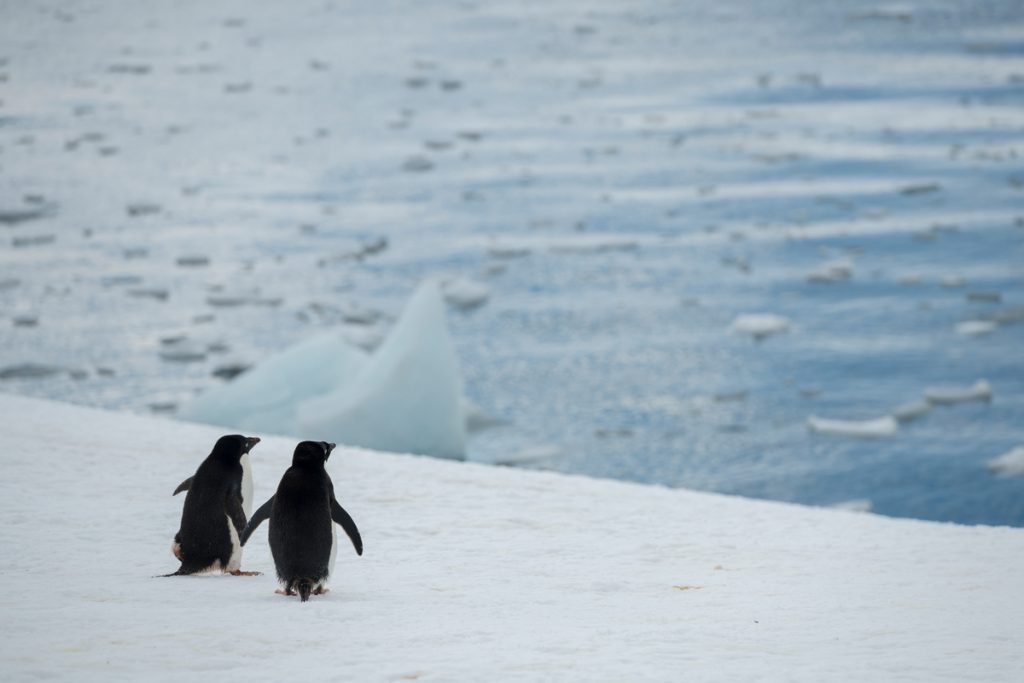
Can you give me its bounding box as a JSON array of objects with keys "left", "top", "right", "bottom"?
[
  {"left": 1, "top": 393, "right": 1022, "bottom": 681},
  {"left": 1, "top": 0, "right": 1023, "bottom": 525}
]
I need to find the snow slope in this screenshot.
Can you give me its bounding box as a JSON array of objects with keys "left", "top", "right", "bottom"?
[{"left": 0, "top": 393, "right": 1021, "bottom": 681}]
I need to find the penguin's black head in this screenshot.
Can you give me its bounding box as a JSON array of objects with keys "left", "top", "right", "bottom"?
[
  {"left": 212, "top": 434, "right": 261, "bottom": 462},
  {"left": 293, "top": 440, "right": 336, "bottom": 467}
]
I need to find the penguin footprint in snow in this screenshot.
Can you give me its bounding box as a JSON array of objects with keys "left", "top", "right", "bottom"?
[
  {"left": 163, "top": 434, "right": 262, "bottom": 577},
  {"left": 241, "top": 441, "right": 362, "bottom": 601}
]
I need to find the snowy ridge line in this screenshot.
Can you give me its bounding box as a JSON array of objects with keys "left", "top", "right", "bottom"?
[{"left": 1, "top": 392, "right": 1022, "bottom": 682}]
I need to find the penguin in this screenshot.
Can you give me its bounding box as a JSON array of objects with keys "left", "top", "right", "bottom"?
[
  {"left": 241, "top": 441, "right": 362, "bottom": 601},
  {"left": 164, "top": 434, "right": 261, "bottom": 576}
]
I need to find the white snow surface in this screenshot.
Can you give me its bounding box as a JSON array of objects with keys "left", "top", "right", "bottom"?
[{"left": 2, "top": 393, "right": 1022, "bottom": 682}]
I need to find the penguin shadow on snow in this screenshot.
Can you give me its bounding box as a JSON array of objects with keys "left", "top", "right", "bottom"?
[
  {"left": 242, "top": 441, "right": 363, "bottom": 603},
  {"left": 160, "top": 434, "right": 263, "bottom": 577}
]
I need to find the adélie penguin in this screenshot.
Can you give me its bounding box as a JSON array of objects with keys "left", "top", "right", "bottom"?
[
  {"left": 164, "top": 435, "right": 262, "bottom": 576},
  {"left": 241, "top": 441, "right": 363, "bottom": 601}
]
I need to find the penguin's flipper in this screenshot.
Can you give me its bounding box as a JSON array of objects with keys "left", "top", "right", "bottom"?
[
  {"left": 240, "top": 496, "right": 274, "bottom": 546},
  {"left": 330, "top": 498, "right": 363, "bottom": 556},
  {"left": 226, "top": 488, "right": 247, "bottom": 536},
  {"left": 172, "top": 476, "right": 194, "bottom": 496}
]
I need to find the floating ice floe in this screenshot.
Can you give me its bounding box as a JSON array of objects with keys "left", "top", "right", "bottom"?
[
  {"left": 986, "top": 446, "right": 1024, "bottom": 476},
  {"left": 297, "top": 281, "right": 467, "bottom": 460},
  {"left": 955, "top": 320, "right": 997, "bottom": 336},
  {"left": 892, "top": 400, "right": 932, "bottom": 422},
  {"left": 923, "top": 379, "right": 992, "bottom": 405},
  {"left": 441, "top": 277, "right": 490, "bottom": 310},
  {"left": 182, "top": 280, "right": 468, "bottom": 459},
  {"left": 808, "top": 415, "right": 898, "bottom": 438},
  {"left": 731, "top": 313, "right": 791, "bottom": 339},
  {"left": 158, "top": 347, "right": 207, "bottom": 363},
  {"left": 940, "top": 276, "right": 967, "bottom": 288},
  {"left": 549, "top": 237, "right": 638, "bottom": 254},
  {"left": 807, "top": 259, "right": 853, "bottom": 283},
  {"left": 0, "top": 363, "right": 67, "bottom": 380}
]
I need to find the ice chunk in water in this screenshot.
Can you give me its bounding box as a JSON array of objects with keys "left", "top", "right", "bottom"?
[
  {"left": 807, "top": 259, "right": 853, "bottom": 283},
  {"left": 892, "top": 400, "right": 932, "bottom": 422},
  {"left": 442, "top": 277, "right": 490, "bottom": 310},
  {"left": 987, "top": 447, "right": 1024, "bottom": 476},
  {"left": 731, "top": 313, "right": 791, "bottom": 339},
  {"left": 924, "top": 380, "right": 992, "bottom": 405},
  {"left": 297, "top": 281, "right": 467, "bottom": 460},
  {"left": 808, "top": 415, "right": 898, "bottom": 438},
  {"left": 954, "top": 320, "right": 996, "bottom": 337}
]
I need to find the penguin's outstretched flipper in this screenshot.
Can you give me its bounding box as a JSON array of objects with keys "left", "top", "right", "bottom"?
[
  {"left": 172, "top": 476, "right": 194, "bottom": 496},
  {"left": 330, "top": 497, "right": 363, "bottom": 556},
  {"left": 241, "top": 496, "right": 274, "bottom": 546}
]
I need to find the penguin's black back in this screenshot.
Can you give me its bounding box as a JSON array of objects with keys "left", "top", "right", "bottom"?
[
  {"left": 269, "top": 457, "right": 333, "bottom": 583},
  {"left": 175, "top": 436, "right": 247, "bottom": 573}
]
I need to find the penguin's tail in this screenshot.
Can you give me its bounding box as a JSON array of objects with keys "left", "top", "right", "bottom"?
[
  {"left": 155, "top": 567, "right": 187, "bottom": 578},
  {"left": 296, "top": 578, "right": 314, "bottom": 603},
  {"left": 155, "top": 563, "right": 201, "bottom": 578}
]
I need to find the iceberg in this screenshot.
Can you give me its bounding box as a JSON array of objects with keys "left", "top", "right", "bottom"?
[
  {"left": 297, "top": 281, "right": 467, "bottom": 460},
  {"left": 180, "top": 281, "right": 467, "bottom": 460},
  {"left": 178, "top": 331, "right": 369, "bottom": 435}
]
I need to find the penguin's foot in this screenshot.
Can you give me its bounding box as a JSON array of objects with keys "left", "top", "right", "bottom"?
[
  {"left": 275, "top": 588, "right": 296, "bottom": 596},
  {"left": 229, "top": 569, "right": 262, "bottom": 576},
  {"left": 313, "top": 586, "right": 330, "bottom": 595}
]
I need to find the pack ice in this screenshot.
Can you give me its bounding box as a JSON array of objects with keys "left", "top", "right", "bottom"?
[{"left": 180, "top": 281, "right": 466, "bottom": 459}]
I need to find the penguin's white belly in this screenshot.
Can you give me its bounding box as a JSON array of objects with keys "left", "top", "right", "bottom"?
[
  {"left": 225, "top": 514, "right": 242, "bottom": 573},
  {"left": 328, "top": 524, "right": 337, "bottom": 580},
  {"left": 240, "top": 453, "right": 253, "bottom": 518}
]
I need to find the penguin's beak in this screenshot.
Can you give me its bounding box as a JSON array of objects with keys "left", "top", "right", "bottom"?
[
  {"left": 244, "top": 436, "right": 261, "bottom": 453},
  {"left": 324, "top": 442, "right": 336, "bottom": 457}
]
